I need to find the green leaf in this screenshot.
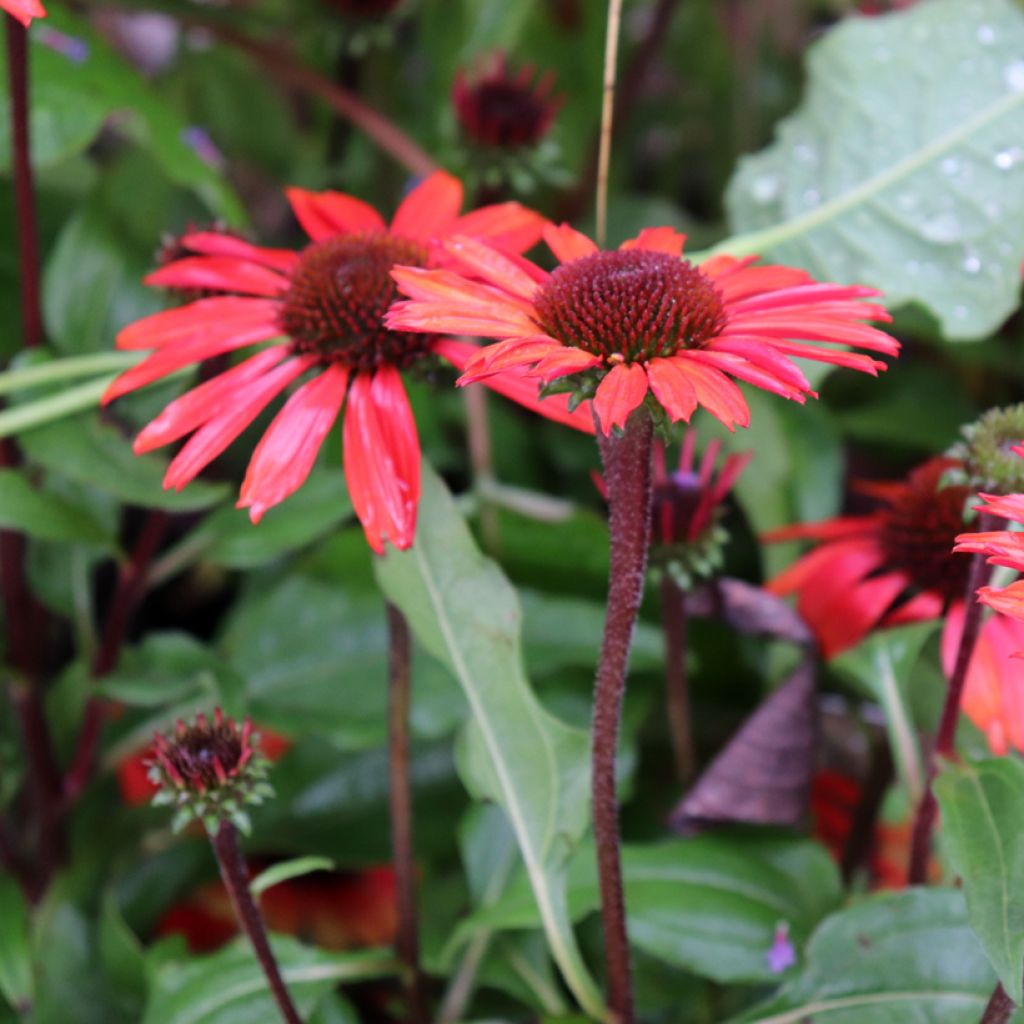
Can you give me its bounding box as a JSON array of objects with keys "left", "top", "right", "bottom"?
[
  {"left": 462, "top": 835, "right": 841, "bottom": 984},
  {"left": 0, "top": 873, "right": 32, "bottom": 1013},
  {"left": 250, "top": 857, "right": 335, "bottom": 898},
  {"left": 833, "top": 623, "right": 937, "bottom": 803},
  {"left": 375, "top": 463, "right": 608, "bottom": 1021},
  {"left": 724, "top": 0, "right": 1024, "bottom": 340},
  {"left": 731, "top": 889, "right": 1012, "bottom": 1023},
  {"left": 141, "top": 939, "right": 394, "bottom": 1024},
  {"left": 20, "top": 414, "right": 227, "bottom": 512},
  {"left": 936, "top": 757, "right": 1024, "bottom": 1003},
  {"left": 0, "top": 468, "right": 113, "bottom": 547}
]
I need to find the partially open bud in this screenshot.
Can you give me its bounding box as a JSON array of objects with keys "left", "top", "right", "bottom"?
[
  {"left": 149, "top": 709, "right": 273, "bottom": 836},
  {"left": 949, "top": 404, "right": 1024, "bottom": 493}
]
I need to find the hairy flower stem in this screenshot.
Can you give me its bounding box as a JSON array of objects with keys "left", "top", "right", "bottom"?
[
  {"left": 212, "top": 822, "right": 303, "bottom": 1024},
  {"left": 6, "top": 15, "right": 43, "bottom": 350},
  {"left": 979, "top": 983, "right": 1016, "bottom": 1024},
  {"left": 659, "top": 576, "right": 695, "bottom": 786},
  {"left": 593, "top": 410, "right": 653, "bottom": 1024},
  {"left": 387, "top": 603, "right": 426, "bottom": 1024},
  {"left": 907, "top": 522, "right": 994, "bottom": 885}
]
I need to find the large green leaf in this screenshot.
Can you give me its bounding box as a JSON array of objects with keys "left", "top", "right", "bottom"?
[
  {"left": 0, "top": 467, "right": 113, "bottom": 548},
  {"left": 724, "top": 0, "right": 1024, "bottom": 340},
  {"left": 0, "top": 873, "right": 31, "bottom": 1013},
  {"left": 375, "top": 464, "right": 607, "bottom": 1021},
  {"left": 141, "top": 940, "right": 394, "bottom": 1024},
  {"left": 936, "top": 757, "right": 1024, "bottom": 1003},
  {"left": 460, "top": 834, "right": 841, "bottom": 984},
  {"left": 731, "top": 889, "right": 1017, "bottom": 1023}
]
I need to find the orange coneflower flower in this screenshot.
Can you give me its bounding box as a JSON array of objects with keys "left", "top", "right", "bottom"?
[
  {"left": 386, "top": 223, "right": 898, "bottom": 434},
  {"left": 103, "top": 172, "right": 592, "bottom": 553},
  {"left": 3, "top": 0, "right": 45, "bottom": 25},
  {"left": 955, "top": 491, "right": 1024, "bottom": 622}
]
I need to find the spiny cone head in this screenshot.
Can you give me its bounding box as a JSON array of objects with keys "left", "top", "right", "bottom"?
[
  {"left": 534, "top": 250, "right": 727, "bottom": 363},
  {"left": 950, "top": 403, "right": 1024, "bottom": 492},
  {"left": 279, "top": 233, "right": 434, "bottom": 371}
]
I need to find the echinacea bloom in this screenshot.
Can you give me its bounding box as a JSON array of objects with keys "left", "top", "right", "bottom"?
[
  {"left": 386, "top": 224, "right": 899, "bottom": 434},
  {"left": 766, "top": 458, "right": 971, "bottom": 658},
  {"left": 3, "top": 0, "right": 45, "bottom": 26},
  {"left": 955, "top": 492, "right": 1024, "bottom": 620},
  {"left": 104, "top": 172, "right": 591, "bottom": 553},
  {"left": 453, "top": 52, "right": 562, "bottom": 149},
  {"left": 943, "top": 603, "right": 1024, "bottom": 756}
]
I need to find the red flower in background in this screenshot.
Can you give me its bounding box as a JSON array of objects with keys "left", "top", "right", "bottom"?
[
  {"left": 3, "top": 0, "right": 45, "bottom": 25},
  {"left": 387, "top": 223, "right": 898, "bottom": 434},
  {"left": 955, "top": 492, "right": 1024, "bottom": 621},
  {"left": 453, "top": 52, "right": 562, "bottom": 149},
  {"left": 104, "top": 171, "right": 591, "bottom": 553},
  {"left": 766, "top": 458, "right": 971, "bottom": 658}
]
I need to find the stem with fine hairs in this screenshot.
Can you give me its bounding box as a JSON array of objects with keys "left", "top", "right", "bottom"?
[
  {"left": 659, "top": 575, "right": 695, "bottom": 786},
  {"left": 592, "top": 408, "right": 654, "bottom": 1024},
  {"left": 387, "top": 603, "right": 426, "bottom": 1024},
  {"left": 907, "top": 517, "right": 995, "bottom": 885},
  {"left": 595, "top": 0, "right": 625, "bottom": 247},
  {"left": 211, "top": 823, "right": 303, "bottom": 1024},
  {"left": 979, "top": 983, "right": 1016, "bottom": 1024}
]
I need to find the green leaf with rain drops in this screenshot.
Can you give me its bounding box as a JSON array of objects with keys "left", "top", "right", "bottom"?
[{"left": 723, "top": 0, "right": 1024, "bottom": 341}]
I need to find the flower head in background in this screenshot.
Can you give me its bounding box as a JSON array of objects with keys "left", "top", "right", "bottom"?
[
  {"left": 766, "top": 458, "right": 971, "bottom": 658},
  {"left": 104, "top": 172, "right": 591, "bottom": 553},
  {"left": 453, "top": 52, "right": 562, "bottom": 150},
  {"left": 149, "top": 709, "right": 273, "bottom": 835},
  {"left": 3, "top": 0, "right": 45, "bottom": 26},
  {"left": 387, "top": 223, "right": 898, "bottom": 435},
  {"left": 955, "top": 491, "right": 1024, "bottom": 620}
]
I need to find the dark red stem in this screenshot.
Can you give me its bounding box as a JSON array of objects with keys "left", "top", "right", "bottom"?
[
  {"left": 387, "top": 603, "right": 426, "bottom": 1024},
  {"left": 212, "top": 823, "right": 303, "bottom": 1024},
  {"left": 908, "top": 520, "right": 995, "bottom": 885},
  {"left": 6, "top": 15, "right": 43, "bottom": 349},
  {"left": 659, "top": 575, "right": 695, "bottom": 786},
  {"left": 593, "top": 410, "right": 653, "bottom": 1024},
  {"left": 65, "top": 512, "right": 168, "bottom": 801},
  {"left": 979, "top": 983, "right": 1016, "bottom": 1024}
]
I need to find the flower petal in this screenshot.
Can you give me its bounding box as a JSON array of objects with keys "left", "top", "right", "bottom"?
[
  {"left": 442, "top": 235, "right": 542, "bottom": 299},
  {"left": 145, "top": 257, "right": 289, "bottom": 297},
  {"left": 543, "top": 222, "right": 598, "bottom": 264},
  {"left": 239, "top": 364, "right": 350, "bottom": 522},
  {"left": 4, "top": 0, "right": 45, "bottom": 26},
  {"left": 390, "top": 170, "right": 463, "bottom": 242},
  {"left": 450, "top": 202, "right": 546, "bottom": 254},
  {"left": 619, "top": 227, "right": 686, "bottom": 257},
  {"left": 592, "top": 362, "right": 648, "bottom": 433},
  {"left": 646, "top": 357, "right": 698, "bottom": 423},
  {"left": 285, "top": 187, "right": 385, "bottom": 241},
  {"left": 669, "top": 356, "right": 750, "bottom": 430},
  {"left": 116, "top": 297, "right": 280, "bottom": 351},
  {"left": 134, "top": 346, "right": 289, "bottom": 453},
  {"left": 389, "top": 265, "right": 536, "bottom": 318},
  {"left": 343, "top": 367, "right": 421, "bottom": 553},
  {"left": 163, "top": 358, "right": 312, "bottom": 491},
  {"left": 180, "top": 232, "right": 299, "bottom": 274}
]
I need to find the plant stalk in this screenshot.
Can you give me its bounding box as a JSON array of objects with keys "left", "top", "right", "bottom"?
[
  {"left": 659, "top": 576, "right": 695, "bottom": 786},
  {"left": 387, "top": 603, "right": 426, "bottom": 1024},
  {"left": 595, "top": 0, "right": 624, "bottom": 247},
  {"left": 907, "top": 521, "right": 994, "bottom": 885},
  {"left": 979, "top": 983, "right": 1016, "bottom": 1024},
  {"left": 593, "top": 409, "right": 654, "bottom": 1024},
  {"left": 212, "top": 822, "right": 304, "bottom": 1024}
]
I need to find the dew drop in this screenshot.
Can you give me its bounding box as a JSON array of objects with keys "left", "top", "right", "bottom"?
[
  {"left": 751, "top": 175, "right": 781, "bottom": 202},
  {"left": 994, "top": 146, "right": 1023, "bottom": 170},
  {"left": 953, "top": 305, "right": 970, "bottom": 320},
  {"left": 963, "top": 253, "right": 982, "bottom": 274},
  {"left": 802, "top": 188, "right": 821, "bottom": 208},
  {"left": 794, "top": 143, "right": 819, "bottom": 166},
  {"left": 977, "top": 24, "right": 996, "bottom": 45},
  {"left": 1005, "top": 60, "right": 1024, "bottom": 93},
  {"left": 921, "top": 212, "right": 960, "bottom": 243},
  {"left": 940, "top": 157, "right": 959, "bottom": 176},
  {"left": 896, "top": 192, "right": 918, "bottom": 211}
]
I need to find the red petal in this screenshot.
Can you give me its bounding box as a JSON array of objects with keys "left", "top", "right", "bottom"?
[
  {"left": 670, "top": 357, "right": 750, "bottom": 430},
  {"left": 389, "top": 266, "right": 535, "bottom": 317},
  {"left": 763, "top": 515, "right": 874, "bottom": 544},
  {"left": 145, "top": 257, "right": 289, "bottom": 297},
  {"left": 450, "top": 202, "right": 546, "bottom": 254},
  {"left": 180, "top": 233, "right": 299, "bottom": 274},
  {"left": 529, "top": 347, "right": 602, "bottom": 382},
  {"left": 592, "top": 362, "right": 649, "bottom": 434},
  {"left": 646, "top": 357, "right": 698, "bottom": 423},
  {"left": 391, "top": 171, "right": 463, "bottom": 242},
  {"left": 134, "top": 346, "right": 289, "bottom": 453},
  {"left": 543, "top": 223, "right": 598, "bottom": 263},
  {"left": 712, "top": 264, "right": 812, "bottom": 302},
  {"left": 343, "top": 368, "right": 421, "bottom": 553},
  {"left": 3, "top": 0, "right": 45, "bottom": 25},
  {"left": 116, "top": 297, "right": 280, "bottom": 351},
  {"left": 285, "top": 187, "right": 385, "bottom": 241},
  {"left": 727, "top": 282, "right": 882, "bottom": 315},
  {"left": 442, "top": 235, "right": 541, "bottom": 299},
  {"left": 163, "top": 358, "right": 312, "bottom": 491},
  {"left": 619, "top": 227, "right": 686, "bottom": 257},
  {"left": 688, "top": 350, "right": 809, "bottom": 402},
  {"left": 239, "top": 364, "right": 350, "bottom": 522}
]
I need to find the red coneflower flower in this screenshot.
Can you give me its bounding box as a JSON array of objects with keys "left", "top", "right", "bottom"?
[
  {"left": 955, "top": 492, "right": 1024, "bottom": 621},
  {"left": 104, "top": 172, "right": 591, "bottom": 553},
  {"left": 3, "top": 0, "right": 45, "bottom": 25},
  {"left": 943, "top": 604, "right": 1024, "bottom": 755},
  {"left": 453, "top": 52, "right": 562, "bottom": 150},
  {"left": 386, "top": 223, "right": 899, "bottom": 434},
  {"left": 766, "top": 458, "right": 972, "bottom": 658}
]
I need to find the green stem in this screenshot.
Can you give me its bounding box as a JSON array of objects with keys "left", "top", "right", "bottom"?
[{"left": 0, "top": 352, "right": 140, "bottom": 396}]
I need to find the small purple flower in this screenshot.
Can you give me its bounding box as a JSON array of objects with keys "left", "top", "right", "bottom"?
[
  {"left": 36, "top": 27, "right": 89, "bottom": 64},
  {"left": 181, "top": 126, "right": 225, "bottom": 170},
  {"left": 766, "top": 922, "right": 797, "bottom": 974}
]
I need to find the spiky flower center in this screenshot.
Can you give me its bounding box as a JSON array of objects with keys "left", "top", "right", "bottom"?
[
  {"left": 279, "top": 234, "right": 433, "bottom": 371},
  {"left": 952, "top": 403, "right": 1024, "bottom": 492},
  {"left": 534, "top": 250, "right": 727, "bottom": 363},
  {"left": 159, "top": 714, "right": 247, "bottom": 793},
  {"left": 879, "top": 465, "right": 971, "bottom": 599}
]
